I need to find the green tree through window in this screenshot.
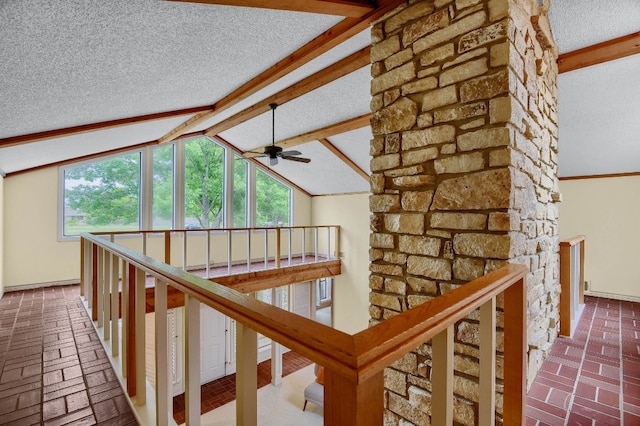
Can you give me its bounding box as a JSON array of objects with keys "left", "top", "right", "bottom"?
[
  {"left": 184, "top": 137, "right": 225, "bottom": 229},
  {"left": 255, "top": 169, "right": 290, "bottom": 227},
  {"left": 64, "top": 153, "right": 140, "bottom": 234}
]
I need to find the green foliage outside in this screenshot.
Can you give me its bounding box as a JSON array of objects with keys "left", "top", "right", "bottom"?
[
  {"left": 64, "top": 137, "right": 291, "bottom": 235},
  {"left": 184, "top": 137, "right": 224, "bottom": 228},
  {"left": 65, "top": 153, "right": 141, "bottom": 231},
  {"left": 256, "top": 169, "right": 290, "bottom": 227}
]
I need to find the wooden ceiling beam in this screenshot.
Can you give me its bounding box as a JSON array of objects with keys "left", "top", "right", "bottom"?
[
  {"left": 244, "top": 113, "right": 371, "bottom": 157},
  {"left": 158, "top": 0, "right": 406, "bottom": 144},
  {"left": 318, "top": 137, "right": 370, "bottom": 181},
  {"left": 0, "top": 105, "right": 211, "bottom": 149},
  {"left": 168, "top": 0, "right": 375, "bottom": 18},
  {"left": 203, "top": 46, "right": 370, "bottom": 137},
  {"left": 558, "top": 31, "right": 640, "bottom": 74}
]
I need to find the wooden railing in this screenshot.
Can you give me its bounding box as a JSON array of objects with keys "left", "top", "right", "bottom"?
[
  {"left": 560, "top": 235, "right": 586, "bottom": 337},
  {"left": 80, "top": 231, "right": 528, "bottom": 425},
  {"left": 85, "top": 225, "right": 340, "bottom": 277}
]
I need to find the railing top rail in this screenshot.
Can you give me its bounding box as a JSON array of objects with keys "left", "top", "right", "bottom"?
[
  {"left": 82, "top": 233, "right": 527, "bottom": 383},
  {"left": 92, "top": 225, "right": 340, "bottom": 236},
  {"left": 560, "top": 235, "right": 585, "bottom": 247}
]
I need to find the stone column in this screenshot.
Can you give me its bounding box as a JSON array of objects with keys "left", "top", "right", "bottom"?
[{"left": 368, "top": 0, "right": 559, "bottom": 424}]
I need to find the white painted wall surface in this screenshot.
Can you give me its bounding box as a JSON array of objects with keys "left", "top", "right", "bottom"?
[{"left": 559, "top": 176, "right": 640, "bottom": 299}]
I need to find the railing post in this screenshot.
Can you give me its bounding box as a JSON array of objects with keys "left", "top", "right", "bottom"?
[
  {"left": 102, "top": 250, "right": 111, "bottom": 340},
  {"left": 227, "top": 229, "right": 232, "bottom": 275},
  {"left": 155, "top": 279, "right": 170, "bottom": 426},
  {"left": 334, "top": 226, "right": 340, "bottom": 260},
  {"left": 264, "top": 229, "right": 268, "bottom": 269},
  {"left": 431, "top": 325, "right": 453, "bottom": 426},
  {"left": 479, "top": 297, "right": 496, "bottom": 425},
  {"left": 126, "top": 263, "right": 137, "bottom": 397},
  {"left": 236, "top": 322, "right": 257, "bottom": 426},
  {"left": 503, "top": 275, "right": 527, "bottom": 425},
  {"left": 164, "top": 230, "right": 171, "bottom": 265},
  {"left": 91, "top": 244, "right": 98, "bottom": 320},
  {"left": 324, "top": 369, "right": 383, "bottom": 425},
  {"left": 110, "top": 253, "right": 119, "bottom": 356},
  {"left": 275, "top": 228, "right": 281, "bottom": 269},
  {"left": 185, "top": 294, "right": 201, "bottom": 426},
  {"left": 80, "top": 237, "right": 85, "bottom": 297},
  {"left": 134, "top": 267, "right": 147, "bottom": 405}
]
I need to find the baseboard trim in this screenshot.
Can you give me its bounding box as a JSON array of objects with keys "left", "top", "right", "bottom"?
[
  {"left": 584, "top": 290, "right": 640, "bottom": 303},
  {"left": 3, "top": 279, "right": 80, "bottom": 294}
]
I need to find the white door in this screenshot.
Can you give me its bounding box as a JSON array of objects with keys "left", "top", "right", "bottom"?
[{"left": 200, "top": 305, "right": 226, "bottom": 383}]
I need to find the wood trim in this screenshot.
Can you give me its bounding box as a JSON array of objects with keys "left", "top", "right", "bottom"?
[
  {"left": 502, "top": 275, "right": 527, "bottom": 425},
  {"left": 559, "top": 242, "right": 572, "bottom": 337},
  {"left": 558, "top": 32, "right": 640, "bottom": 74},
  {"left": 560, "top": 235, "right": 586, "bottom": 247},
  {"left": 318, "top": 137, "right": 370, "bottom": 181},
  {"left": 559, "top": 171, "right": 640, "bottom": 181},
  {"left": 168, "top": 0, "right": 375, "bottom": 18},
  {"left": 203, "top": 46, "right": 371, "bottom": 137},
  {"left": 159, "top": 16, "right": 373, "bottom": 144},
  {"left": 145, "top": 260, "right": 341, "bottom": 312},
  {"left": 244, "top": 114, "right": 371, "bottom": 157},
  {"left": 0, "top": 106, "right": 209, "bottom": 148}
]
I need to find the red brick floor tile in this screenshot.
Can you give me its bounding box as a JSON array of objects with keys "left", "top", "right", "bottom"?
[{"left": 42, "top": 397, "right": 66, "bottom": 421}]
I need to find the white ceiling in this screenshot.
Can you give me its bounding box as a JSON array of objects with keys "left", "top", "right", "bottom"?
[{"left": 1, "top": 0, "right": 638, "bottom": 192}]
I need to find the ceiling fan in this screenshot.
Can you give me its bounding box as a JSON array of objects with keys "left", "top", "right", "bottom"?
[{"left": 253, "top": 103, "right": 311, "bottom": 166}]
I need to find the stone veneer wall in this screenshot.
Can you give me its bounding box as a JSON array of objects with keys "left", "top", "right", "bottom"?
[{"left": 368, "top": 0, "right": 559, "bottom": 424}]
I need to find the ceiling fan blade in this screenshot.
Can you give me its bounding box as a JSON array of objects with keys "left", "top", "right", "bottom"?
[
  {"left": 269, "top": 156, "right": 278, "bottom": 166},
  {"left": 281, "top": 155, "right": 311, "bottom": 163},
  {"left": 279, "top": 150, "right": 301, "bottom": 156}
]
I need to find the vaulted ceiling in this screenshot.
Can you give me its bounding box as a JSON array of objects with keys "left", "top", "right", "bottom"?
[{"left": 1, "top": 0, "right": 638, "bottom": 195}]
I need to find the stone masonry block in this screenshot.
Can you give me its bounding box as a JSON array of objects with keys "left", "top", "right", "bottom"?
[
  {"left": 422, "top": 85, "right": 458, "bottom": 112},
  {"left": 371, "top": 97, "right": 418, "bottom": 135},
  {"left": 371, "top": 35, "right": 401, "bottom": 63},
  {"left": 372, "top": 62, "right": 416, "bottom": 95},
  {"left": 399, "top": 235, "right": 441, "bottom": 256},
  {"left": 401, "top": 190, "right": 434, "bottom": 212},
  {"left": 403, "top": 9, "right": 450, "bottom": 47},
  {"left": 407, "top": 256, "right": 451, "bottom": 280},
  {"left": 413, "top": 11, "right": 486, "bottom": 55},
  {"left": 403, "top": 125, "right": 456, "bottom": 149},
  {"left": 430, "top": 212, "right": 486, "bottom": 230},
  {"left": 432, "top": 168, "right": 511, "bottom": 210},
  {"left": 457, "top": 127, "right": 510, "bottom": 151}
]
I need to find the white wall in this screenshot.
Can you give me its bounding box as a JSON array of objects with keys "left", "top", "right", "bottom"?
[
  {"left": 2, "top": 165, "right": 312, "bottom": 289},
  {"left": 311, "top": 192, "right": 370, "bottom": 334},
  {"left": 559, "top": 176, "right": 640, "bottom": 299}
]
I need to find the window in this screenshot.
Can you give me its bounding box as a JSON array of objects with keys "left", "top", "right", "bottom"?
[
  {"left": 63, "top": 153, "right": 141, "bottom": 236},
  {"left": 152, "top": 144, "right": 174, "bottom": 229},
  {"left": 255, "top": 169, "right": 291, "bottom": 227},
  {"left": 184, "top": 137, "right": 225, "bottom": 229},
  {"left": 233, "top": 156, "right": 248, "bottom": 227},
  {"left": 61, "top": 137, "right": 292, "bottom": 237}
]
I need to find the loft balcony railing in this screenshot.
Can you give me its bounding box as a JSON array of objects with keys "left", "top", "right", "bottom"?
[{"left": 80, "top": 227, "right": 528, "bottom": 426}]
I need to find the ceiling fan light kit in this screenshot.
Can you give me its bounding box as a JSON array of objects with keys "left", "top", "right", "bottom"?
[{"left": 255, "top": 103, "right": 311, "bottom": 166}]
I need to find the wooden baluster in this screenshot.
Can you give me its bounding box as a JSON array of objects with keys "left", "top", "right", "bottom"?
[
  {"left": 155, "top": 279, "right": 170, "bottom": 426},
  {"left": 91, "top": 244, "right": 98, "bottom": 320},
  {"left": 164, "top": 230, "right": 171, "bottom": 265},
  {"left": 103, "top": 250, "right": 111, "bottom": 340},
  {"left": 334, "top": 226, "right": 340, "bottom": 260},
  {"left": 80, "top": 237, "right": 85, "bottom": 297},
  {"left": 122, "top": 261, "right": 129, "bottom": 378},
  {"left": 479, "top": 297, "right": 496, "bottom": 425},
  {"left": 431, "top": 325, "right": 453, "bottom": 426},
  {"left": 264, "top": 229, "right": 268, "bottom": 269},
  {"left": 236, "top": 322, "right": 258, "bottom": 426},
  {"left": 135, "top": 267, "right": 146, "bottom": 405},
  {"left": 126, "top": 263, "right": 137, "bottom": 397},
  {"left": 324, "top": 368, "right": 383, "bottom": 426},
  {"left": 503, "top": 275, "right": 527, "bottom": 425},
  {"left": 96, "top": 247, "right": 104, "bottom": 327},
  {"left": 275, "top": 228, "right": 281, "bottom": 269},
  {"left": 185, "top": 295, "right": 201, "bottom": 426},
  {"left": 110, "top": 253, "right": 119, "bottom": 356}
]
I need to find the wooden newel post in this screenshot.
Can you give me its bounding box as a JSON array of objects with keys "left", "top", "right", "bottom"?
[
  {"left": 502, "top": 275, "right": 527, "bottom": 425},
  {"left": 324, "top": 369, "right": 383, "bottom": 425}
]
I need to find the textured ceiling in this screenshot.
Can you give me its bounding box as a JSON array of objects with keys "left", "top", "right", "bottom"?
[{"left": 0, "top": 1, "right": 638, "bottom": 191}]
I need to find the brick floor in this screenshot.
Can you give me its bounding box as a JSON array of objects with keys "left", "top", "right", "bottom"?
[
  {"left": 526, "top": 296, "right": 640, "bottom": 425},
  {"left": 0, "top": 285, "right": 137, "bottom": 426}
]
